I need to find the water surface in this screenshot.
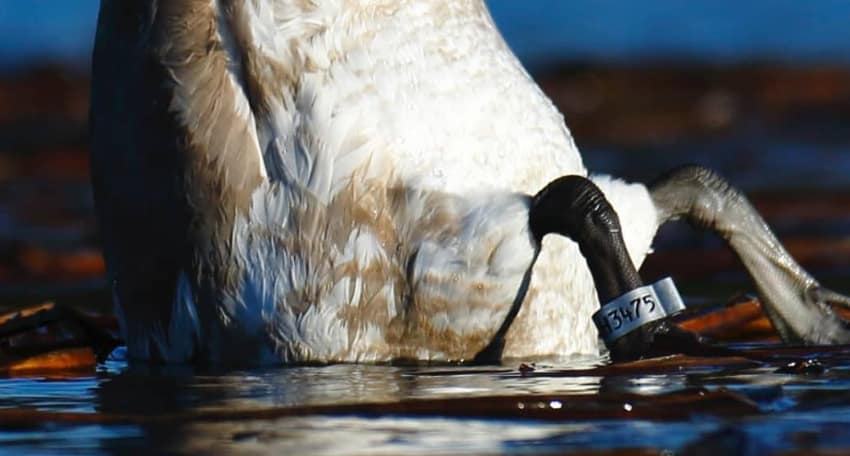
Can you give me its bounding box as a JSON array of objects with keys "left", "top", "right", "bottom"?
[{"left": 4, "top": 344, "right": 850, "bottom": 454}]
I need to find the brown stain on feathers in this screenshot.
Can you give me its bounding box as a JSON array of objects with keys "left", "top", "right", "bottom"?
[
  {"left": 92, "top": 0, "right": 530, "bottom": 362},
  {"left": 251, "top": 176, "right": 523, "bottom": 362}
]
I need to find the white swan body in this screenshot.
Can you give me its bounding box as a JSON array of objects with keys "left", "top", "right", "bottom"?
[{"left": 92, "top": 0, "right": 658, "bottom": 364}]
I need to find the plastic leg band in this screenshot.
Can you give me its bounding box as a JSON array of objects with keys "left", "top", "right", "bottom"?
[{"left": 592, "top": 277, "right": 686, "bottom": 346}]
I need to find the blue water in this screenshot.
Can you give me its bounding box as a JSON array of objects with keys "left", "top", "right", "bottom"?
[
  {"left": 4, "top": 1, "right": 850, "bottom": 68},
  {"left": 490, "top": 0, "right": 850, "bottom": 66}
]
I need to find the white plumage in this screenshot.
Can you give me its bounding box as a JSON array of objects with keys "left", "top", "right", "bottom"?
[{"left": 93, "top": 0, "right": 660, "bottom": 364}]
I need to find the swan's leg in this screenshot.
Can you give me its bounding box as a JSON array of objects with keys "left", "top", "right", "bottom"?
[
  {"left": 649, "top": 165, "right": 850, "bottom": 345},
  {"left": 529, "top": 175, "right": 713, "bottom": 361},
  {"left": 529, "top": 176, "right": 642, "bottom": 303}
]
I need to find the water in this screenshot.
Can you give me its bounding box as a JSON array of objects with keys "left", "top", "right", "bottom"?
[
  {"left": 489, "top": 0, "right": 850, "bottom": 67},
  {"left": 4, "top": 1, "right": 850, "bottom": 69},
  {"left": 4, "top": 346, "right": 850, "bottom": 454}
]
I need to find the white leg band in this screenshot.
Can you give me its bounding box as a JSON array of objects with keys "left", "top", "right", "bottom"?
[{"left": 592, "top": 277, "right": 686, "bottom": 345}]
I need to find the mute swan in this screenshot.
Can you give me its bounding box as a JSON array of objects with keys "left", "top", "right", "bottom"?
[{"left": 90, "top": 0, "right": 850, "bottom": 364}]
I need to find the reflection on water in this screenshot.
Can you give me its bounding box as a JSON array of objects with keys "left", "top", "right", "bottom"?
[
  {"left": 5, "top": 347, "right": 850, "bottom": 454},
  {"left": 169, "top": 417, "right": 590, "bottom": 455},
  {"left": 91, "top": 353, "right": 606, "bottom": 416}
]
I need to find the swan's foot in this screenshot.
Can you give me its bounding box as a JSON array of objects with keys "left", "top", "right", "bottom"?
[
  {"left": 650, "top": 164, "right": 850, "bottom": 345},
  {"left": 529, "top": 175, "right": 717, "bottom": 361}
]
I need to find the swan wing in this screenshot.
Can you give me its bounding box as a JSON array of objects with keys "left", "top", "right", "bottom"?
[{"left": 90, "top": 0, "right": 270, "bottom": 359}]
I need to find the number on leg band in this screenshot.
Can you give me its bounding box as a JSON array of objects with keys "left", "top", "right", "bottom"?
[{"left": 592, "top": 277, "right": 686, "bottom": 345}]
